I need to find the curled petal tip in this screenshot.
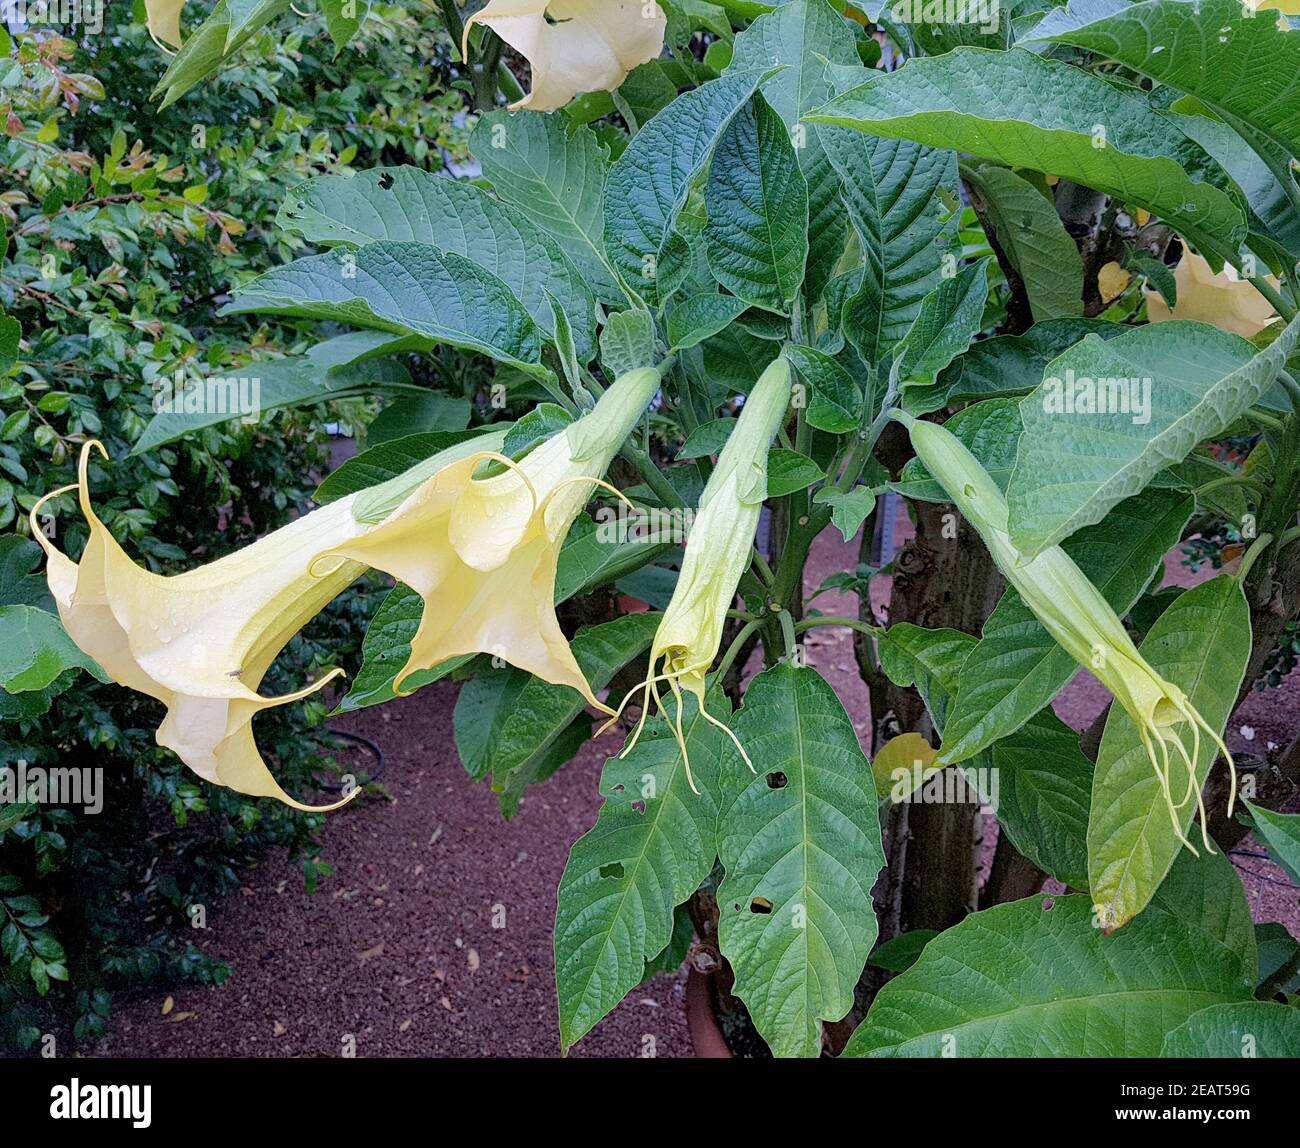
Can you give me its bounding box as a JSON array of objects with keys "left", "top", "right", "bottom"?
[{"left": 282, "top": 783, "right": 362, "bottom": 814}]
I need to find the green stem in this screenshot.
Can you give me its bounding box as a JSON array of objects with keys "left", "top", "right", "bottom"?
[
  {"left": 1236, "top": 532, "right": 1275, "bottom": 586},
  {"left": 611, "top": 89, "right": 640, "bottom": 134},
  {"left": 794, "top": 615, "right": 881, "bottom": 639},
  {"left": 496, "top": 62, "right": 525, "bottom": 103},
  {"left": 1248, "top": 276, "right": 1298, "bottom": 323},
  {"left": 837, "top": 374, "right": 901, "bottom": 493},
  {"left": 1196, "top": 473, "right": 1266, "bottom": 497},
  {"left": 1278, "top": 371, "right": 1300, "bottom": 418},
  {"left": 768, "top": 504, "right": 831, "bottom": 609},
  {"left": 1248, "top": 408, "right": 1284, "bottom": 433},
  {"left": 436, "top": 0, "right": 465, "bottom": 43},
  {"left": 777, "top": 609, "right": 798, "bottom": 659},
  {"left": 712, "top": 618, "right": 763, "bottom": 685},
  {"left": 621, "top": 443, "right": 683, "bottom": 509}
]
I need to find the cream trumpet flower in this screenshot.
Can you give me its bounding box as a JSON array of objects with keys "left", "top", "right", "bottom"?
[
  {"left": 312, "top": 365, "right": 665, "bottom": 709},
  {"left": 463, "top": 0, "right": 667, "bottom": 112},
  {"left": 32, "top": 432, "right": 507, "bottom": 811},
  {"left": 142, "top": 0, "right": 184, "bottom": 49},
  {"left": 1144, "top": 251, "right": 1279, "bottom": 338},
  {"left": 599, "top": 357, "right": 793, "bottom": 792},
  {"left": 895, "top": 410, "right": 1235, "bottom": 857}
]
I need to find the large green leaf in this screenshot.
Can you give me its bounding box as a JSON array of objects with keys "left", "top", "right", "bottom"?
[
  {"left": 1150, "top": 846, "right": 1256, "bottom": 986},
  {"left": 364, "top": 393, "right": 472, "bottom": 448},
  {"left": 666, "top": 293, "right": 750, "bottom": 351},
  {"left": 716, "top": 662, "right": 885, "bottom": 1058},
  {"left": 222, "top": 243, "right": 545, "bottom": 374},
  {"left": 784, "top": 344, "right": 863, "bottom": 433},
  {"left": 705, "top": 95, "right": 809, "bottom": 314},
  {"left": 604, "top": 71, "right": 764, "bottom": 306},
  {"left": 1254, "top": 922, "right": 1300, "bottom": 996},
  {"left": 1088, "top": 573, "right": 1251, "bottom": 930},
  {"left": 1026, "top": 0, "right": 1300, "bottom": 159},
  {"left": 1170, "top": 105, "right": 1300, "bottom": 274},
  {"left": 817, "top": 123, "right": 960, "bottom": 366},
  {"left": 701, "top": 323, "right": 782, "bottom": 390},
  {"left": 0, "top": 605, "right": 106, "bottom": 693},
  {"left": 903, "top": 318, "right": 1121, "bottom": 416},
  {"left": 1245, "top": 803, "right": 1300, "bottom": 886},
  {"left": 728, "top": 0, "right": 862, "bottom": 304},
  {"left": 0, "top": 535, "right": 54, "bottom": 612},
  {"left": 550, "top": 515, "right": 676, "bottom": 604},
  {"left": 894, "top": 260, "right": 990, "bottom": 390},
  {"left": 1007, "top": 315, "right": 1300, "bottom": 555},
  {"left": 555, "top": 692, "right": 735, "bottom": 1052},
  {"left": 808, "top": 47, "right": 1248, "bottom": 266},
  {"left": 843, "top": 893, "right": 1251, "bottom": 1057},
  {"left": 1161, "top": 1002, "right": 1300, "bottom": 1058},
  {"left": 962, "top": 163, "right": 1084, "bottom": 322},
  {"left": 454, "top": 614, "right": 661, "bottom": 814},
  {"left": 986, "top": 711, "right": 1094, "bottom": 889},
  {"left": 876, "top": 623, "right": 976, "bottom": 736},
  {"left": 471, "top": 112, "right": 625, "bottom": 306},
  {"left": 940, "top": 488, "right": 1195, "bottom": 764},
  {"left": 277, "top": 167, "right": 597, "bottom": 358},
  {"left": 132, "top": 352, "right": 412, "bottom": 455}
]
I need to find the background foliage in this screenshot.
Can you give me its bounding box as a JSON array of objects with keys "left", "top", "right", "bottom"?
[{"left": 0, "top": 3, "right": 467, "bottom": 1051}]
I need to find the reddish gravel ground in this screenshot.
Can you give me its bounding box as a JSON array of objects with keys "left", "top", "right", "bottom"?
[
  {"left": 93, "top": 510, "right": 1300, "bottom": 1058},
  {"left": 94, "top": 702, "right": 689, "bottom": 1059}
]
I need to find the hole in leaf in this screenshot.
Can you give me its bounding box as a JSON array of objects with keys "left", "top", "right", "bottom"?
[
  {"left": 1042, "top": 897, "right": 1054, "bottom": 911},
  {"left": 598, "top": 863, "right": 625, "bottom": 880},
  {"left": 378, "top": 171, "right": 395, "bottom": 190},
  {"left": 766, "top": 771, "right": 788, "bottom": 789},
  {"left": 749, "top": 897, "right": 773, "bottom": 915},
  {"left": 630, "top": 800, "right": 646, "bottom": 814}
]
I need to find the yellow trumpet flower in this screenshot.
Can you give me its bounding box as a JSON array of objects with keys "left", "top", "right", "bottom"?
[
  {"left": 895, "top": 410, "right": 1235, "bottom": 858},
  {"left": 600, "top": 357, "right": 792, "bottom": 791},
  {"left": 142, "top": 0, "right": 184, "bottom": 49},
  {"left": 36, "top": 368, "right": 661, "bottom": 808},
  {"left": 463, "top": 0, "right": 667, "bottom": 113},
  {"left": 314, "top": 366, "right": 665, "bottom": 710},
  {"left": 1144, "top": 251, "right": 1279, "bottom": 338},
  {"left": 32, "top": 431, "right": 508, "bottom": 810}
]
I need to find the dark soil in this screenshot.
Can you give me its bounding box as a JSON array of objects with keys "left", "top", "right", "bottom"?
[
  {"left": 94, "top": 698, "right": 689, "bottom": 1058},
  {"left": 93, "top": 513, "right": 1300, "bottom": 1058}
]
